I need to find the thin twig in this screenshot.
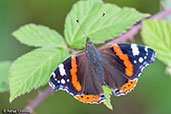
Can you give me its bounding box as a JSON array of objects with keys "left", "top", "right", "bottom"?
[
  {"left": 23, "top": 87, "right": 53, "bottom": 114},
  {"left": 23, "top": 8, "right": 171, "bottom": 114}
]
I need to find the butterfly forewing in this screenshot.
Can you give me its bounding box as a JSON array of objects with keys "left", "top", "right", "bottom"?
[
  {"left": 49, "top": 52, "right": 106, "bottom": 104},
  {"left": 49, "top": 55, "right": 83, "bottom": 95},
  {"left": 99, "top": 43, "right": 156, "bottom": 96}
]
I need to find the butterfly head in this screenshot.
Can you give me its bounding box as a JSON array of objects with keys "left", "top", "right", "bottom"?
[
  {"left": 86, "top": 37, "right": 92, "bottom": 46},
  {"left": 85, "top": 37, "right": 95, "bottom": 51}
]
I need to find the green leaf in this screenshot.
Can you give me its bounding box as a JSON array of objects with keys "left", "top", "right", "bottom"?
[
  {"left": 13, "top": 24, "right": 66, "bottom": 48},
  {"left": 102, "top": 85, "right": 113, "bottom": 110},
  {"left": 0, "top": 61, "right": 11, "bottom": 92},
  {"left": 64, "top": 0, "right": 149, "bottom": 49},
  {"left": 141, "top": 20, "right": 171, "bottom": 67},
  {"left": 9, "top": 48, "right": 69, "bottom": 102}
]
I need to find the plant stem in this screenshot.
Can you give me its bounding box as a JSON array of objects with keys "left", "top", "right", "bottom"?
[{"left": 23, "top": 8, "right": 171, "bottom": 114}]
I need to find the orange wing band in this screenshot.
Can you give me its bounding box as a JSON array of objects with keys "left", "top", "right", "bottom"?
[
  {"left": 75, "top": 94, "right": 101, "bottom": 103},
  {"left": 70, "top": 55, "right": 82, "bottom": 91},
  {"left": 112, "top": 44, "right": 133, "bottom": 76},
  {"left": 120, "top": 79, "right": 137, "bottom": 93}
]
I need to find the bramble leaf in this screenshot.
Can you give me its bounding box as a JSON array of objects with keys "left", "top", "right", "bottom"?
[
  {"left": 0, "top": 61, "right": 11, "bottom": 92},
  {"left": 64, "top": 0, "right": 149, "bottom": 48},
  {"left": 142, "top": 20, "right": 171, "bottom": 67},
  {"left": 13, "top": 24, "right": 66, "bottom": 48},
  {"left": 9, "top": 48, "right": 69, "bottom": 102},
  {"left": 102, "top": 85, "right": 113, "bottom": 110}
]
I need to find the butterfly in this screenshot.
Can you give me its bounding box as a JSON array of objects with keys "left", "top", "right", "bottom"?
[{"left": 49, "top": 37, "right": 156, "bottom": 104}]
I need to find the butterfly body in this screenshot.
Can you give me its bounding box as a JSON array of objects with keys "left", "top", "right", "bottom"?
[
  {"left": 49, "top": 37, "right": 156, "bottom": 104},
  {"left": 85, "top": 38, "right": 104, "bottom": 85}
]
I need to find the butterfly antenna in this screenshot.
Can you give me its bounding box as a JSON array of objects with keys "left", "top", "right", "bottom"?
[
  {"left": 76, "top": 19, "right": 89, "bottom": 39},
  {"left": 92, "top": 12, "right": 105, "bottom": 42}
]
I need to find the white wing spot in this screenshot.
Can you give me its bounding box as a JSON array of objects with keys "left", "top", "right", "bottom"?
[
  {"left": 55, "top": 78, "right": 57, "bottom": 81},
  {"left": 145, "top": 46, "right": 148, "bottom": 52},
  {"left": 57, "top": 80, "right": 60, "bottom": 83},
  {"left": 131, "top": 44, "right": 140, "bottom": 56},
  {"left": 67, "top": 79, "right": 70, "bottom": 82},
  {"left": 61, "top": 79, "right": 65, "bottom": 84},
  {"left": 58, "top": 64, "right": 66, "bottom": 76},
  {"left": 139, "top": 57, "right": 144, "bottom": 63},
  {"left": 145, "top": 47, "right": 149, "bottom": 55},
  {"left": 144, "top": 56, "right": 147, "bottom": 59},
  {"left": 134, "top": 60, "right": 137, "bottom": 63},
  {"left": 51, "top": 72, "right": 56, "bottom": 78}
]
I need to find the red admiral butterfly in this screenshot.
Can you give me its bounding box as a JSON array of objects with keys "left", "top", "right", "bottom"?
[{"left": 49, "top": 36, "right": 156, "bottom": 104}]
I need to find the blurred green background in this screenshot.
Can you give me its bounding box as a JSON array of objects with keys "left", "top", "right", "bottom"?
[{"left": 0, "top": 0, "right": 171, "bottom": 114}]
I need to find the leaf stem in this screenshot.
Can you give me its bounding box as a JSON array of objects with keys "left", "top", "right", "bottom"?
[{"left": 23, "top": 8, "right": 171, "bottom": 114}]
